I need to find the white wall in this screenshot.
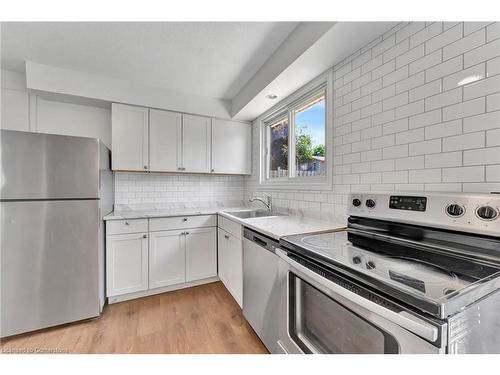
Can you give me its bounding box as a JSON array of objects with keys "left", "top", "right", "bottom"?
[
  {"left": 246, "top": 22, "right": 500, "bottom": 222},
  {"left": 1, "top": 69, "right": 112, "bottom": 148}
]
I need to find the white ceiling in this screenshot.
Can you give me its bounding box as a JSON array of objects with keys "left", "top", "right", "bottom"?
[{"left": 1, "top": 22, "right": 298, "bottom": 100}]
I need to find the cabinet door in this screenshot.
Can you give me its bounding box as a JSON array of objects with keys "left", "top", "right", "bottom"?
[
  {"left": 112, "top": 104, "right": 149, "bottom": 171},
  {"left": 149, "top": 109, "right": 182, "bottom": 172},
  {"left": 218, "top": 229, "right": 243, "bottom": 306},
  {"left": 211, "top": 119, "right": 251, "bottom": 175},
  {"left": 149, "top": 229, "right": 186, "bottom": 289},
  {"left": 182, "top": 114, "right": 211, "bottom": 173},
  {"left": 106, "top": 233, "right": 148, "bottom": 297},
  {"left": 185, "top": 227, "right": 217, "bottom": 282}
]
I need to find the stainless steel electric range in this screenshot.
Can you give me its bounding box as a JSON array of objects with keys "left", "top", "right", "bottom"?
[{"left": 275, "top": 192, "right": 500, "bottom": 354}]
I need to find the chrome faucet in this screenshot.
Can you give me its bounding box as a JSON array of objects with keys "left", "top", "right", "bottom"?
[{"left": 249, "top": 193, "right": 272, "bottom": 212}]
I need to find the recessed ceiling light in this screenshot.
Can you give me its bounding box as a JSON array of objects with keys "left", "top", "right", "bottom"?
[{"left": 266, "top": 94, "right": 278, "bottom": 100}]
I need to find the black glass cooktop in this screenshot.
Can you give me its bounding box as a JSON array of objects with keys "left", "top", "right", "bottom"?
[{"left": 280, "top": 229, "right": 500, "bottom": 318}]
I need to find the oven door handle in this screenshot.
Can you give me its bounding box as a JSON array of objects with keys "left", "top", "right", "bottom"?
[{"left": 276, "top": 248, "right": 439, "bottom": 343}]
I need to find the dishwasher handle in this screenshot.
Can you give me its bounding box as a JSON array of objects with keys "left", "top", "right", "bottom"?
[{"left": 243, "top": 227, "right": 280, "bottom": 252}]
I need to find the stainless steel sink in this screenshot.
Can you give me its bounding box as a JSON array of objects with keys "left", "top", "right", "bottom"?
[{"left": 225, "top": 210, "right": 285, "bottom": 219}]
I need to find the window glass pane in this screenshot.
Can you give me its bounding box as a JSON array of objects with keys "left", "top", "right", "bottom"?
[
  {"left": 268, "top": 117, "right": 288, "bottom": 179},
  {"left": 294, "top": 93, "right": 326, "bottom": 177}
]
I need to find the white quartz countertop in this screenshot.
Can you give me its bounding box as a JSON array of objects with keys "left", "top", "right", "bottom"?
[{"left": 105, "top": 207, "right": 346, "bottom": 239}]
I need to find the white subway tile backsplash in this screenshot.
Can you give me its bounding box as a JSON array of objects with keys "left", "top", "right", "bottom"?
[
  {"left": 487, "top": 22, "right": 500, "bottom": 43},
  {"left": 409, "top": 109, "right": 442, "bottom": 129},
  {"left": 442, "top": 63, "right": 486, "bottom": 91},
  {"left": 425, "top": 23, "right": 463, "bottom": 53},
  {"left": 487, "top": 128, "right": 500, "bottom": 146},
  {"left": 463, "top": 147, "right": 500, "bottom": 165},
  {"left": 409, "top": 50, "right": 442, "bottom": 75},
  {"left": 425, "top": 119, "right": 462, "bottom": 139},
  {"left": 486, "top": 165, "right": 500, "bottom": 181},
  {"left": 442, "top": 97, "right": 486, "bottom": 121},
  {"left": 487, "top": 92, "right": 500, "bottom": 112},
  {"left": 409, "top": 139, "right": 441, "bottom": 155},
  {"left": 410, "top": 22, "right": 443, "bottom": 48},
  {"left": 409, "top": 168, "right": 442, "bottom": 183},
  {"left": 396, "top": 128, "right": 425, "bottom": 144},
  {"left": 464, "top": 38, "right": 500, "bottom": 68},
  {"left": 443, "top": 29, "right": 486, "bottom": 60},
  {"left": 383, "top": 144, "right": 409, "bottom": 159},
  {"left": 443, "top": 132, "right": 485, "bottom": 152},
  {"left": 443, "top": 166, "right": 485, "bottom": 182},
  {"left": 463, "top": 111, "right": 500, "bottom": 132},
  {"left": 244, "top": 22, "right": 500, "bottom": 221},
  {"left": 409, "top": 80, "right": 442, "bottom": 102},
  {"left": 425, "top": 151, "right": 462, "bottom": 168},
  {"left": 463, "top": 74, "right": 500, "bottom": 100},
  {"left": 425, "top": 56, "right": 463, "bottom": 82},
  {"left": 425, "top": 87, "right": 462, "bottom": 111}
]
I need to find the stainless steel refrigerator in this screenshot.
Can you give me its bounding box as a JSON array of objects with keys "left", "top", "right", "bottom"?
[{"left": 0, "top": 129, "right": 114, "bottom": 338}]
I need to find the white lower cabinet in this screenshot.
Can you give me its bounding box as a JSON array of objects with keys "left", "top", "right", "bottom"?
[
  {"left": 186, "top": 227, "right": 217, "bottom": 282},
  {"left": 106, "top": 232, "right": 149, "bottom": 297},
  {"left": 106, "top": 216, "right": 218, "bottom": 302},
  {"left": 217, "top": 228, "right": 243, "bottom": 306},
  {"left": 149, "top": 229, "right": 186, "bottom": 289}
]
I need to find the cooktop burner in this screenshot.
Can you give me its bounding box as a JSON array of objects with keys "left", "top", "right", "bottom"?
[{"left": 280, "top": 230, "right": 500, "bottom": 317}]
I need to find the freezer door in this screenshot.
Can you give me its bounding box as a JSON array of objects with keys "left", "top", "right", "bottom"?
[
  {"left": 0, "top": 130, "right": 99, "bottom": 199},
  {"left": 1, "top": 200, "right": 99, "bottom": 338}
]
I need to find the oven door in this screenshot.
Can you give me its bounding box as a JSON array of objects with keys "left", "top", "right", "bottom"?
[{"left": 276, "top": 249, "right": 445, "bottom": 354}]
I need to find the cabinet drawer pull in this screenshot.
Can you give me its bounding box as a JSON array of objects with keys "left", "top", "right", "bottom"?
[
  {"left": 185, "top": 232, "right": 190, "bottom": 235},
  {"left": 224, "top": 234, "right": 230, "bottom": 239},
  {"left": 143, "top": 234, "right": 147, "bottom": 239},
  {"left": 144, "top": 165, "right": 148, "bottom": 170},
  {"left": 125, "top": 222, "right": 130, "bottom": 225},
  {"left": 183, "top": 218, "right": 188, "bottom": 222}
]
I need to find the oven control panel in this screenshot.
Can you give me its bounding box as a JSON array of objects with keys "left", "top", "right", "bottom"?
[
  {"left": 389, "top": 196, "right": 427, "bottom": 211},
  {"left": 347, "top": 192, "right": 500, "bottom": 237}
]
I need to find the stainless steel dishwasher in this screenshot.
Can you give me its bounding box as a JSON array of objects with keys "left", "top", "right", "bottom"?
[{"left": 243, "top": 228, "right": 283, "bottom": 353}]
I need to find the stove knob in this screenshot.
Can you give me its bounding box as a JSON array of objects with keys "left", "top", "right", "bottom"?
[
  {"left": 352, "top": 256, "right": 362, "bottom": 264},
  {"left": 352, "top": 198, "right": 362, "bottom": 207},
  {"left": 366, "top": 199, "right": 376, "bottom": 208},
  {"left": 476, "top": 206, "right": 498, "bottom": 220},
  {"left": 366, "top": 261, "right": 376, "bottom": 270},
  {"left": 446, "top": 204, "right": 464, "bottom": 217}
]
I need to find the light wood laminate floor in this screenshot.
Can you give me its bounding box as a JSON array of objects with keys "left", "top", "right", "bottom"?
[{"left": 0, "top": 282, "right": 268, "bottom": 354}]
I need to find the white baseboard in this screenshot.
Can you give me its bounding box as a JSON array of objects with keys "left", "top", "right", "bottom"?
[{"left": 107, "top": 276, "right": 220, "bottom": 304}]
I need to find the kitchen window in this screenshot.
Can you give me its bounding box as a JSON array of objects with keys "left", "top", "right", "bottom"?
[{"left": 260, "top": 72, "right": 332, "bottom": 190}]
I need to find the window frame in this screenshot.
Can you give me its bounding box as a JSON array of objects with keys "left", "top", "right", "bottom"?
[{"left": 258, "top": 69, "right": 333, "bottom": 190}]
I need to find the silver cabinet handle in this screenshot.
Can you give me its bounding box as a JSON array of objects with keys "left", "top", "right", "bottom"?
[
  {"left": 185, "top": 232, "right": 190, "bottom": 235},
  {"left": 125, "top": 221, "right": 130, "bottom": 225},
  {"left": 144, "top": 165, "right": 148, "bottom": 169},
  {"left": 143, "top": 234, "right": 147, "bottom": 239},
  {"left": 224, "top": 234, "right": 230, "bottom": 239},
  {"left": 211, "top": 168, "right": 215, "bottom": 172},
  {"left": 177, "top": 167, "right": 182, "bottom": 170},
  {"left": 183, "top": 218, "right": 188, "bottom": 222}
]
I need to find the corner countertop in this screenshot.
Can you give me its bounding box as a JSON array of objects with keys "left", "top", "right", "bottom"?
[{"left": 104, "top": 207, "right": 346, "bottom": 240}]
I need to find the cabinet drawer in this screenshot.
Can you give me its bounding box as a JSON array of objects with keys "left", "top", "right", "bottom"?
[
  {"left": 150, "top": 214, "right": 216, "bottom": 232},
  {"left": 218, "top": 215, "right": 242, "bottom": 239},
  {"left": 107, "top": 219, "right": 148, "bottom": 235}
]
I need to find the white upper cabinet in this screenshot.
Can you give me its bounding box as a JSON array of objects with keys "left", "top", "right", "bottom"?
[
  {"left": 149, "top": 109, "right": 182, "bottom": 172},
  {"left": 112, "top": 103, "right": 149, "bottom": 171},
  {"left": 182, "top": 114, "right": 211, "bottom": 173},
  {"left": 212, "top": 119, "right": 251, "bottom": 175}
]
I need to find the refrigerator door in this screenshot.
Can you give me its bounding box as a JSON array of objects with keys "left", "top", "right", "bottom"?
[
  {"left": 1, "top": 200, "right": 99, "bottom": 338},
  {"left": 0, "top": 130, "right": 99, "bottom": 200}
]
